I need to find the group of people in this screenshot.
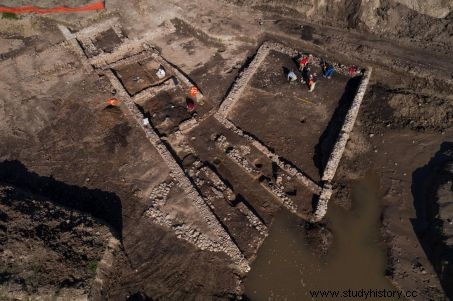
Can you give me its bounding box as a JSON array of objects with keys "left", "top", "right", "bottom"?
[{"left": 286, "top": 54, "right": 335, "bottom": 92}]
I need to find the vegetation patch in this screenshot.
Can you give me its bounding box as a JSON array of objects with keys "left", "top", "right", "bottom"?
[
  {"left": 87, "top": 261, "right": 98, "bottom": 274},
  {"left": 2, "top": 13, "right": 19, "bottom": 20}
]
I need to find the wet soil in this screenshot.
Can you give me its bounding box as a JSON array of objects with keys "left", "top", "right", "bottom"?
[
  {"left": 333, "top": 123, "right": 453, "bottom": 300},
  {"left": 245, "top": 172, "right": 401, "bottom": 301}
]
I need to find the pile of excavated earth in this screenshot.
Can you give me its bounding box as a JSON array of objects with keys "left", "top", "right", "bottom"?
[{"left": 0, "top": 0, "right": 451, "bottom": 300}]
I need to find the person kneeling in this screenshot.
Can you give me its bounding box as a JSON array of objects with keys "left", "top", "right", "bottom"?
[
  {"left": 287, "top": 70, "right": 298, "bottom": 83},
  {"left": 322, "top": 62, "right": 335, "bottom": 79},
  {"left": 308, "top": 74, "right": 317, "bottom": 92}
]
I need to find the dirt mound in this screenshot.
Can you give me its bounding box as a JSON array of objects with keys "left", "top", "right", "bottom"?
[
  {"left": 0, "top": 160, "right": 123, "bottom": 232},
  {"left": 225, "top": 0, "right": 453, "bottom": 51},
  {"left": 362, "top": 84, "right": 453, "bottom": 133},
  {"left": 368, "top": 0, "right": 452, "bottom": 45},
  {"left": 388, "top": 93, "right": 453, "bottom": 131},
  {"left": 0, "top": 182, "right": 111, "bottom": 299}
]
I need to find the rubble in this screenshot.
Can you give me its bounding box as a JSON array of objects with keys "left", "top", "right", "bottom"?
[{"left": 215, "top": 134, "right": 298, "bottom": 213}]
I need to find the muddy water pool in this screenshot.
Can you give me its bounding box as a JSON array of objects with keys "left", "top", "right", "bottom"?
[{"left": 245, "top": 172, "right": 402, "bottom": 301}]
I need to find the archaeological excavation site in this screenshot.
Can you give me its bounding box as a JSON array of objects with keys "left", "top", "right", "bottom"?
[{"left": 0, "top": 1, "right": 452, "bottom": 300}]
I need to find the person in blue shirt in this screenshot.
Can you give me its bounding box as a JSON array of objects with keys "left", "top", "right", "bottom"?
[{"left": 322, "top": 62, "right": 335, "bottom": 79}]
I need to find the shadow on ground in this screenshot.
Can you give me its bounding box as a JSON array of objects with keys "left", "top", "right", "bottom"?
[
  {"left": 0, "top": 160, "right": 123, "bottom": 237},
  {"left": 313, "top": 76, "right": 362, "bottom": 176},
  {"left": 411, "top": 142, "right": 453, "bottom": 299}
]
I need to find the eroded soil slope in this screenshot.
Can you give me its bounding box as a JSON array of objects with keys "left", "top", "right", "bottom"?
[{"left": 0, "top": 180, "right": 110, "bottom": 299}]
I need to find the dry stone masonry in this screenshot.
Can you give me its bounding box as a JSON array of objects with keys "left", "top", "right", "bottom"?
[
  {"left": 192, "top": 162, "right": 268, "bottom": 239},
  {"left": 215, "top": 41, "right": 370, "bottom": 221},
  {"left": 217, "top": 42, "right": 272, "bottom": 118},
  {"left": 103, "top": 69, "right": 248, "bottom": 272},
  {"left": 214, "top": 135, "right": 298, "bottom": 213},
  {"left": 59, "top": 21, "right": 249, "bottom": 273},
  {"left": 215, "top": 116, "right": 322, "bottom": 194},
  {"left": 60, "top": 17, "right": 370, "bottom": 270},
  {"left": 322, "top": 68, "right": 373, "bottom": 182},
  {"left": 312, "top": 67, "right": 372, "bottom": 222},
  {"left": 217, "top": 41, "right": 354, "bottom": 118}
]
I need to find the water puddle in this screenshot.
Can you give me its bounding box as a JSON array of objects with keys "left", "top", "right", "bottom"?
[{"left": 244, "top": 172, "right": 402, "bottom": 301}]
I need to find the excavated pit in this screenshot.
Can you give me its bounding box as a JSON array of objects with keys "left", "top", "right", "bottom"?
[
  {"left": 230, "top": 50, "right": 354, "bottom": 181},
  {"left": 140, "top": 90, "right": 194, "bottom": 137},
  {"left": 113, "top": 58, "right": 172, "bottom": 96},
  {"left": 3, "top": 28, "right": 368, "bottom": 298},
  {"left": 93, "top": 28, "right": 124, "bottom": 54},
  {"left": 8, "top": 3, "right": 451, "bottom": 297}
]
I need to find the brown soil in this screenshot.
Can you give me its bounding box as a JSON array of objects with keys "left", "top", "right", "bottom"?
[
  {"left": 0, "top": 180, "right": 110, "bottom": 299},
  {"left": 189, "top": 116, "right": 283, "bottom": 225},
  {"left": 94, "top": 29, "right": 123, "bottom": 54},
  {"left": 114, "top": 58, "right": 171, "bottom": 96},
  {"left": 0, "top": 27, "right": 241, "bottom": 299},
  {"left": 142, "top": 89, "right": 193, "bottom": 136},
  {"left": 0, "top": 0, "right": 452, "bottom": 300}
]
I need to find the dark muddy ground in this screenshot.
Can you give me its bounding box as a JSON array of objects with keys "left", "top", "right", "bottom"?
[
  {"left": 142, "top": 88, "right": 193, "bottom": 136},
  {"left": 0, "top": 31, "right": 241, "bottom": 299},
  {"left": 333, "top": 111, "right": 453, "bottom": 300},
  {"left": 94, "top": 28, "right": 123, "bottom": 54}
]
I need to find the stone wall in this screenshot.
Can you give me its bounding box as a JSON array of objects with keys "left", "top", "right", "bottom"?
[
  {"left": 312, "top": 68, "right": 372, "bottom": 222},
  {"left": 216, "top": 40, "right": 370, "bottom": 222},
  {"left": 58, "top": 22, "right": 249, "bottom": 273},
  {"left": 321, "top": 68, "right": 372, "bottom": 182}
]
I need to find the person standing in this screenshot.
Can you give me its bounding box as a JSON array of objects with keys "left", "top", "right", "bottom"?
[{"left": 348, "top": 65, "right": 358, "bottom": 76}]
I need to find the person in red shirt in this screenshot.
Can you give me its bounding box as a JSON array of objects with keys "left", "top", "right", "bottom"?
[{"left": 298, "top": 54, "right": 312, "bottom": 71}]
